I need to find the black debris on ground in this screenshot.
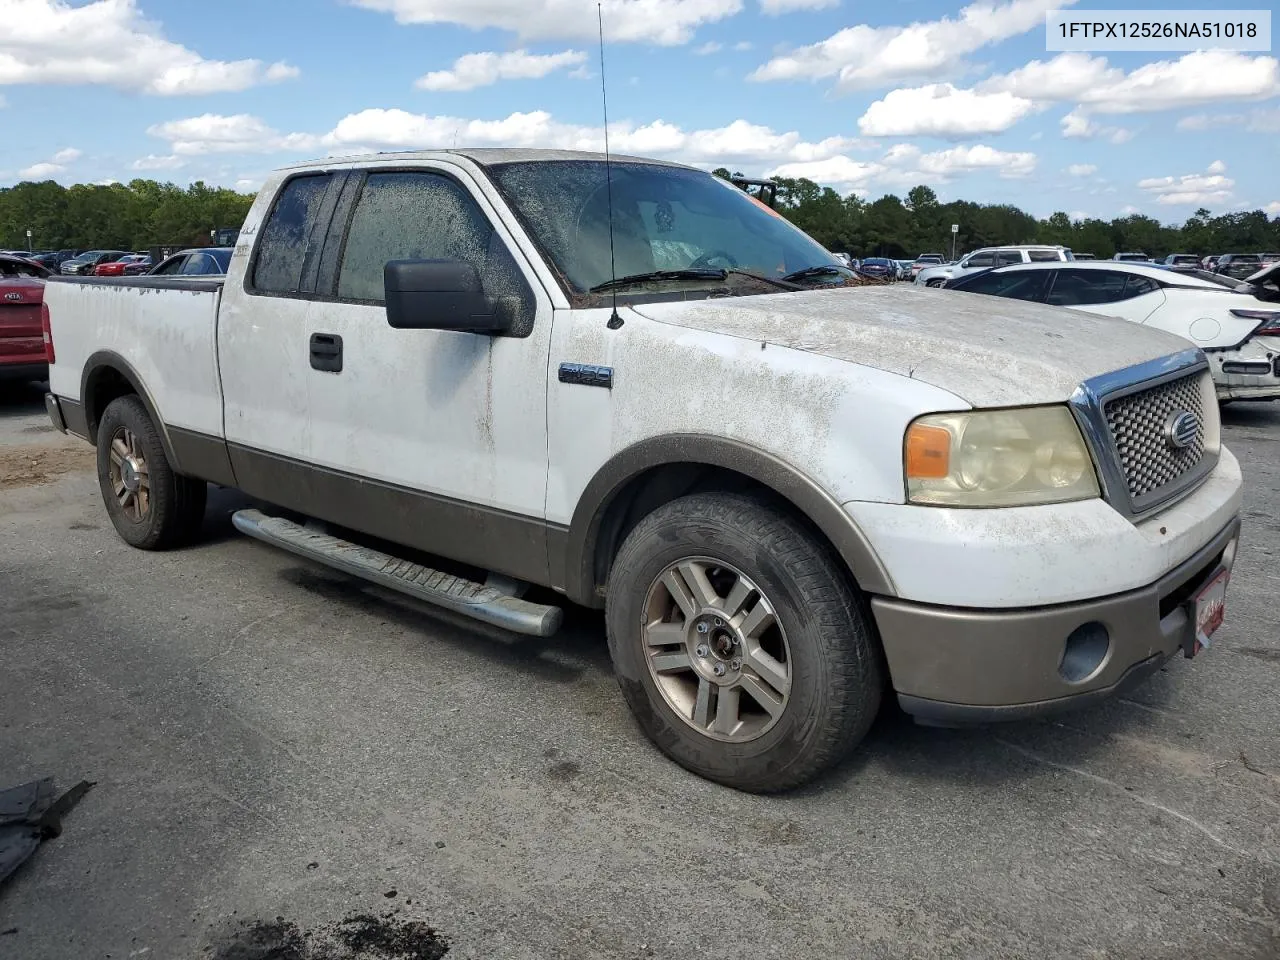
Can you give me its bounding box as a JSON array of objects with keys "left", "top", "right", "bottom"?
[
  {"left": 209, "top": 910, "right": 449, "bottom": 960},
  {"left": 0, "top": 778, "right": 94, "bottom": 886}
]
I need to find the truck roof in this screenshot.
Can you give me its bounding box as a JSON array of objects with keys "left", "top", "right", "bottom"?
[{"left": 279, "top": 148, "right": 694, "bottom": 172}]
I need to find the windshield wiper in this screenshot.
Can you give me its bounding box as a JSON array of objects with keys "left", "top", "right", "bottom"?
[
  {"left": 723, "top": 269, "right": 804, "bottom": 291},
  {"left": 589, "top": 268, "right": 726, "bottom": 293},
  {"left": 780, "top": 264, "right": 850, "bottom": 283}
]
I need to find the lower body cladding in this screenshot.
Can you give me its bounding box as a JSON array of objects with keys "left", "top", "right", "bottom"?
[
  {"left": 873, "top": 517, "right": 1239, "bottom": 724},
  {"left": 1208, "top": 340, "right": 1280, "bottom": 401}
]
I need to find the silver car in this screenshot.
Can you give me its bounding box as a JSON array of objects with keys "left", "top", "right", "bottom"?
[{"left": 915, "top": 245, "right": 1071, "bottom": 287}]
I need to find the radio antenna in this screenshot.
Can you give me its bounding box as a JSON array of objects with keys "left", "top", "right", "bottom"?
[{"left": 598, "top": 3, "right": 623, "bottom": 330}]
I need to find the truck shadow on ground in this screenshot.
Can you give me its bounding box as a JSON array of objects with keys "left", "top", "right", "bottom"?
[{"left": 0, "top": 379, "right": 47, "bottom": 418}]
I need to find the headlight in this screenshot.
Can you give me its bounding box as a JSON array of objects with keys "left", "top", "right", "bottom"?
[{"left": 905, "top": 407, "right": 1100, "bottom": 507}]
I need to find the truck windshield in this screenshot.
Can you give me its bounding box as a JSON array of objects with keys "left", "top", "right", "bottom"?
[{"left": 485, "top": 160, "right": 847, "bottom": 297}]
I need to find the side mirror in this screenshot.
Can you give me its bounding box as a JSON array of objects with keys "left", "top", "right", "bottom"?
[{"left": 384, "top": 259, "right": 507, "bottom": 333}]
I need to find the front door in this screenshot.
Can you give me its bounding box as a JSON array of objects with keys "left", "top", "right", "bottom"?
[{"left": 296, "top": 165, "right": 555, "bottom": 583}]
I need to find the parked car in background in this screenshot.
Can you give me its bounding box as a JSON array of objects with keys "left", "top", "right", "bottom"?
[
  {"left": 1260, "top": 252, "right": 1280, "bottom": 264},
  {"left": 832, "top": 252, "right": 853, "bottom": 267},
  {"left": 1162, "top": 254, "right": 1201, "bottom": 270},
  {"left": 94, "top": 254, "right": 153, "bottom": 277},
  {"left": 1072, "top": 252, "right": 1097, "bottom": 261},
  {"left": 909, "top": 253, "right": 944, "bottom": 280},
  {"left": 857, "top": 257, "right": 896, "bottom": 280},
  {"left": 893, "top": 259, "right": 912, "bottom": 279},
  {"left": 1112, "top": 252, "right": 1149, "bottom": 262},
  {"left": 1, "top": 253, "right": 52, "bottom": 383},
  {"left": 944, "top": 260, "right": 1280, "bottom": 402},
  {"left": 148, "top": 247, "right": 233, "bottom": 276},
  {"left": 1214, "top": 254, "right": 1262, "bottom": 280},
  {"left": 1202, "top": 255, "right": 1221, "bottom": 271},
  {"left": 915, "top": 245, "right": 1071, "bottom": 287},
  {"left": 31, "top": 250, "right": 80, "bottom": 271},
  {"left": 61, "top": 250, "right": 129, "bottom": 275},
  {"left": 41, "top": 147, "right": 1244, "bottom": 792}
]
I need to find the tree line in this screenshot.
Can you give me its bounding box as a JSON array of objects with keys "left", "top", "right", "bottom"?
[
  {"left": 4, "top": 172, "right": 1279, "bottom": 261},
  {"left": 0, "top": 179, "right": 255, "bottom": 251},
  {"left": 712, "top": 169, "right": 1280, "bottom": 261}
]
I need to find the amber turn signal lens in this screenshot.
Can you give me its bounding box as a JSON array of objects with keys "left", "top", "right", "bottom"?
[{"left": 905, "top": 423, "right": 951, "bottom": 479}]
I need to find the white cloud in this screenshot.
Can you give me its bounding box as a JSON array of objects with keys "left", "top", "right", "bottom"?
[
  {"left": 1066, "top": 163, "right": 1096, "bottom": 176},
  {"left": 131, "top": 153, "right": 187, "bottom": 170},
  {"left": 985, "top": 51, "right": 1279, "bottom": 114},
  {"left": 1060, "top": 109, "right": 1131, "bottom": 143},
  {"left": 17, "top": 162, "right": 63, "bottom": 179},
  {"left": 857, "top": 83, "right": 1038, "bottom": 138},
  {"left": 351, "top": 0, "right": 743, "bottom": 45},
  {"left": 415, "top": 49, "right": 586, "bottom": 91},
  {"left": 1138, "top": 162, "right": 1235, "bottom": 207},
  {"left": 1265, "top": 201, "right": 1280, "bottom": 216},
  {"left": 1178, "top": 107, "right": 1280, "bottom": 133},
  {"left": 760, "top": 0, "right": 838, "bottom": 13},
  {"left": 694, "top": 41, "right": 722, "bottom": 54},
  {"left": 95, "top": 178, "right": 119, "bottom": 186},
  {"left": 147, "top": 114, "right": 321, "bottom": 155},
  {"left": 0, "top": 0, "right": 298, "bottom": 95},
  {"left": 15, "top": 145, "right": 82, "bottom": 180},
  {"left": 733, "top": 41, "right": 753, "bottom": 51},
  {"left": 1120, "top": 205, "right": 1140, "bottom": 214},
  {"left": 146, "top": 109, "right": 862, "bottom": 173},
  {"left": 766, "top": 142, "right": 1037, "bottom": 192},
  {"left": 750, "top": 0, "right": 1075, "bottom": 92}
]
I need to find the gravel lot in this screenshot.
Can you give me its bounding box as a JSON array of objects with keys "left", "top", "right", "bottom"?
[{"left": 1, "top": 378, "right": 1277, "bottom": 960}]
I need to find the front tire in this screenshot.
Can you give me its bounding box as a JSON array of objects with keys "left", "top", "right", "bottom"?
[
  {"left": 605, "top": 491, "right": 883, "bottom": 792},
  {"left": 96, "top": 395, "right": 206, "bottom": 550}
]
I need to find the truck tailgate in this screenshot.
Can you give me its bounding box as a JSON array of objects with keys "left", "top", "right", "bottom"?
[{"left": 45, "top": 277, "right": 226, "bottom": 440}]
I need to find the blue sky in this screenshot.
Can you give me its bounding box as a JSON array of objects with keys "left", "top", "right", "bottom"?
[{"left": 1, "top": 0, "right": 1278, "bottom": 222}]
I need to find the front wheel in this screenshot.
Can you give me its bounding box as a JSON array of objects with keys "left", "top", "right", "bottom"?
[
  {"left": 96, "top": 395, "right": 206, "bottom": 550},
  {"left": 605, "top": 492, "right": 884, "bottom": 792}
]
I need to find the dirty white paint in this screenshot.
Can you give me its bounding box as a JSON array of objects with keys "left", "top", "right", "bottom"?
[
  {"left": 847, "top": 448, "right": 1242, "bottom": 608},
  {"left": 544, "top": 305, "right": 966, "bottom": 525},
  {"left": 630, "top": 285, "right": 1190, "bottom": 408},
  {"left": 46, "top": 151, "right": 1246, "bottom": 617},
  {"left": 46, "top": 279, "right": 224, "bottom": 437}
]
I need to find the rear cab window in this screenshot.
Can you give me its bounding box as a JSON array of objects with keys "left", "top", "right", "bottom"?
[{"left": 251, "top": 174, "right": 333, "bottom": 295}]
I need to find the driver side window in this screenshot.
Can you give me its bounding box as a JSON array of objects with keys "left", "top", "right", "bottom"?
[
  {"left": 964, "top": 253, "right": 994, "bottom": 268},
  {"left": 335, "top": 171, "right": 535, "bottom": 335}
]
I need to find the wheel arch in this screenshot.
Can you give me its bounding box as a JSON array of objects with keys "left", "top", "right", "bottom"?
[
  {"left": 561, "top": 435, "right": 895, "bottom": 607},
  {"left": 80, "top": 351, "right": 180, "bottom": 468}
]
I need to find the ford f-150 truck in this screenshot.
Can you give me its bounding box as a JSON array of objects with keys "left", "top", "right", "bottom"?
[{"left": 42, "top": 149, "right": 1243, "bottom": 792}]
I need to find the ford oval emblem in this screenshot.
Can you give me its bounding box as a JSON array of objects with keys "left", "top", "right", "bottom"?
[{"left": 1165, "top": 410, "right": 1200, "bottom": 450}]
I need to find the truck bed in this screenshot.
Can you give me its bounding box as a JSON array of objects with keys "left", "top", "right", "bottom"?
[{"left": 44, "top": 275, "right": 227, "bottom": 442}]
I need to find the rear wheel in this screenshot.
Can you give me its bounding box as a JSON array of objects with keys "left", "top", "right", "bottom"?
[
  {"left": 96, "top": 395, "right": 206, "bottom": 550},
  {"left": 605, "top": 491, "right": 883, "bottom": 792}
]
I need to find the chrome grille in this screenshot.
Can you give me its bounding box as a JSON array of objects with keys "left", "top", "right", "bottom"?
[{"left": 1103, "top": 371, "right": 1207, "bottom": 503}]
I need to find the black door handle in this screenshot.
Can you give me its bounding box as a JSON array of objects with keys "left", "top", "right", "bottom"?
[{"left": 310, "top": 333, "right": 343, "bottom": 372}]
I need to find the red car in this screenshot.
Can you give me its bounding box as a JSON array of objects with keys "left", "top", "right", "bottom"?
[
  {"left": 0, "top": 254, "right": 52, "bottom": 383},
  {"left": 94, "top": 254, "right": 153, "bottom": 276}
]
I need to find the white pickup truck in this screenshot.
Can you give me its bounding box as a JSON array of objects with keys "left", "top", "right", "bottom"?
[{"left": 43, "top": 149, "right": 1242, "bottom": 792}]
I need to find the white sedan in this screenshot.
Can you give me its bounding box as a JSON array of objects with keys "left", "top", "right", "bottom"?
[{"left": 942, "top": 260, "right": 1280, "bottom": 402}]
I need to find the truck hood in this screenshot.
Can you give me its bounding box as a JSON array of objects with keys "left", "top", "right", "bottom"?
[{"left": 629, "top": 284, "right": 1193, "bottom": 407}]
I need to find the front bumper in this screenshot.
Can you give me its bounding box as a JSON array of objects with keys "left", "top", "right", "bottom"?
[{"left": 872, "top": 517, "right": 1240, "bottom": 724}]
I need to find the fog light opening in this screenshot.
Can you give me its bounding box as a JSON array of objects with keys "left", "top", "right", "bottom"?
[{"left": 1059, "top": 622, "right": 1111, "bottom": 683}]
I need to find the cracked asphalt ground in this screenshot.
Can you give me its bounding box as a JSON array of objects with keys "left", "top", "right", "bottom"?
[{"left": 0, "top": 377, "right": 1277, "bottom": 960}]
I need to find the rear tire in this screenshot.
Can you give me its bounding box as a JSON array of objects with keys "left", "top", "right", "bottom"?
[
  {"left": 605, "top": 491, "right": 883, "bottom": 793},
  {"left": 96, "top": 395, "right": 207, "bottom": 550}
]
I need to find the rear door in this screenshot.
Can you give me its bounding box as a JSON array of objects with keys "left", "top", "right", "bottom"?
[
  {"left": 218, "top": 170, "right": 346, "bottom": 496},
  {"left": 1043, "top": 269, "right": 1165, "bottom": 322}
]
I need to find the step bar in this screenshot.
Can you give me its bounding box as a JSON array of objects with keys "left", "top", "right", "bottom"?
[{"left": 231, "top": 509, "right": 563, "bottom": 637}]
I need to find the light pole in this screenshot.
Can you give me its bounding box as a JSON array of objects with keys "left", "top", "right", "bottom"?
[
  {"left": 26, "top": 228, "right": 33, "bottom": 251},
  {"left": 950, "top": 223, "right": 958, "bottom": 261},
  {"left": 210, "top": 228, "right": 217, "bottom": 247}
]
